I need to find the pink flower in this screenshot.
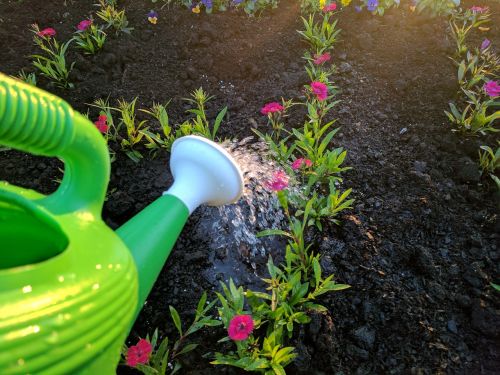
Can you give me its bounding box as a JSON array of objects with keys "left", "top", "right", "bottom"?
[
  {"left": 292, "top": 158, "right": 312, "bottom": 170},
  {"left": 470, "top": 6, "right": 488, "bottom": 13},
  {"left": 77, "top": 19, "right": 92, "bottom": 31},
  {"left": 323, "top": 2, "right": 337, "bottom": 12},
  {"left": 265, "top": 170, "right": 289, "bottom": 192},
  {"left": 261, "top": 102, "right": 285, "bottom": 115},
  {"left": 484, "top": 81, "right": 500, "bottom": 97},
  {"left": 126, "top": 339, "right": 152, "bottom": 367},
  {"left": 313, "top": 52, "right": 331, "bottom": 65},
  {"left": 94, "top": 114, "right": 109, "bottom": 133},
  {"left": 481, "top": 38, "right": 491, "bottom": 50},
  {"left": 310, "top": 81, "right": 328, "bottom": 101},
  {"left": 37, "top": 27, "right": 56, "bottom": 38},
  {"left": 228, "top": 315, "right": 254, "bottom": 341}
]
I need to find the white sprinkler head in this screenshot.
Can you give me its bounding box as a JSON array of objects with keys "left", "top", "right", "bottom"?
[{"left": 163, "top": 135, "right": 244, "bottom": 214}]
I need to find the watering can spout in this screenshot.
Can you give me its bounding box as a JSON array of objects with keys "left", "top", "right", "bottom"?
[{"left": 116, "top": 135, "right": 243, "bottom": 316}]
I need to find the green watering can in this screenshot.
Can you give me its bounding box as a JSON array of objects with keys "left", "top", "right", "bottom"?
[{"left": 0, "top": 72, "right": 243, "bottom": 374}]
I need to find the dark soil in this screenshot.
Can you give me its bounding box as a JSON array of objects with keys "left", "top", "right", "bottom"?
[{"left": 1, "top": 0, "right": 499, "bottom": 374}]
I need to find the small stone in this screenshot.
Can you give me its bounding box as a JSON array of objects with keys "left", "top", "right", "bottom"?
[
  {"left": 447, "top": 320, "right": 458, "bottom": 334},
  {"left": 353, "top": 326, "right": 376, "bottom": 349},
  {"left": 413, "top": 161, "right": 427, "bottom": 174},
  {"left": 248, "top": 117, "right": 258, "bottom": 128},
  {"left": 339, "top": 62, "right": 352, "bottom": 74},
  {"left": 186, "top": 66, "right": 197, "bottom": 80},
  {"left": 374, "top": 111, "right": 388, "bottom": 121}
]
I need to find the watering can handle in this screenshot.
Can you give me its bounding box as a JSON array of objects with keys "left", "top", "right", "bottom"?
[{"left": 0, "top": 73, "right": 110, "bottom": 215}]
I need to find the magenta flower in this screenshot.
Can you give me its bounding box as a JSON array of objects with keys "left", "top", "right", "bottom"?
[
  {"left": 77, "top": 19, "right": 92, "bottom": 31},
  {"left": 481, "top": 38, "right": 491, "bottom": 50},
  {"left": 484, "top": 81, "right": 500, "bottom": 97},
  {"left": 323, "top": 2, "right": 337, "bottom": 12},
  {"left": 37, "top": 27, "right": 56, "bottom": 38},
  {"left": 291, "top": 158, "right": 312, "bottom": 170},
  {"left": 261, "top": 102, "right": 285, "bottom": 115},
  {"left": 313, "top": 52, "right": 331, "bottom": 65},
  {"left": 126, "top": 339, "right": 152, "bottom": 367},
  {"left": 94, "top": 115, "right": 109, "bottom": 133},
  {"left": 228, "top": 315, "right": 254, "bottom": 341},
  {"left": 265, "top": 170, "right": 289, "bottom": 192},
  {"left": 470, "top": 6, "right": 488, "bottom": 13},
  {"left": 310, "top": 81, "right": 328, "bottom": 101}
]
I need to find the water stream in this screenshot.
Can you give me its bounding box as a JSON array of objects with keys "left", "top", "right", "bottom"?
[{"left": 191, "top": 137, "right": 288, "bottom": 288}]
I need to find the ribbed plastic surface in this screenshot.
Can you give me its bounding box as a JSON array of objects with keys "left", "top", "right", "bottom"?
[{"left": 0, "top": 74, "right": 74, "bottom": 156}]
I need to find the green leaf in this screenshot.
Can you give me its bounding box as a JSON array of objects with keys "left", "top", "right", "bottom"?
[
  {"left": 176, "top": 343, "right": 198, "bottom": 357},
  {"left": 257, "top": 229, "right": 293, "bottom": 239},
  {"left": 196, "top": 291, "right": 207, "bottom": 317},
  {"left": 290, "top": 282, "right": 309, "bottom": 306},
  {"left": 313, "top": 257, "right": 321, "bottom": 286},
  {"left": 272, "top": 363, "right": 286, "bottom": 375},
  {"left": 169, "top": 306, "right": 182, "bottom": 335},
  {"left": 274, "top": 346, "right": 297, "bottom": 365},
  {"left": 171, "top": 362, "right": 182, "bottom": 375},
  {"left": 212, "top": 106, "right": 227, "bottom": 140}
]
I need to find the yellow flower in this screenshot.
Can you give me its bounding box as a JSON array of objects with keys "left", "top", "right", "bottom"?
[
  {"left": 409, "top": 5, "right": 416, "bottom": 12},
  {"left": 148, "top": 17, "right": 157, "bottom": 24},
  {"left": 341, "top": 0, "right": 352, "bottom": 6},
  {"left": 320, "top": 0, "right": 326, "bottom": 8},
  {"left": 192, "top": 5, "right": 200, "bottom": 13}
]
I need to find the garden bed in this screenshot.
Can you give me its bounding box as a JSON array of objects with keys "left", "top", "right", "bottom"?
[{"left": 0, "top": 0, "right": 499, "bottom": 373}]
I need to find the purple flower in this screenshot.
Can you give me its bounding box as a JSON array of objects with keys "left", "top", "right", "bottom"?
[
  {"left": 355, "top": 5, "right": 362, "bottom": 12},
  {"left": 202, "top": 0, "right": 213, "bottom": 8},
  {"left": 147, "top": 10, "right": 158, "bottom": 24},
  {"left": 367, "top": 0, "right": 378, "bottom": 11},
  {"left": 481, "top": 38, "right": 491, "bottom": 50},
  {"left": 233, "top": 0, "right": 244, "bottom": 4}
]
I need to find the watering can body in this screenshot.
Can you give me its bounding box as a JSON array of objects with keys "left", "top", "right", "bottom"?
[
  {"left": 0, "top": 73, "right": 138, "bottom": 374},
  {"left": 0, "top": 72, "right": 242, "bottom": 374},
  {"left": 0, "top": 182, "right": 138, "bottom": 374}
]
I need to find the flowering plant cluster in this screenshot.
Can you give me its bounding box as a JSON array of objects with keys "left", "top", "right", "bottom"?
[
  {"left": 354, "top": 0, "right": 399, "bottom": 15},
  {"left": 72, "top": 18, "right": 107, "bottom": 54},
  {"left": 27, "top": 0, "right": 132, "bottom": 89},
  {"left": 121, "top": 292, "right": 221, "bottom": 374},
  {"left": 29, "top": 24, "right": 75, "bottom": 89},
  {"left": 178, "top": 0, "right": 278, "bottom": 15},
  {"left": 211, "top": 8, "right": 351, "bottom": 375},
  {"left": 445, "top": 7, "right": 499, "bottom": 136},
  {"left": 96, "top": 0, "right": 133, "bottom": 34},
  {"left": 91, "top": 87, "right": 226, "bottom": 162},
  {"left": 444, "top": 6, "right": 499, "bottom": 189}
]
